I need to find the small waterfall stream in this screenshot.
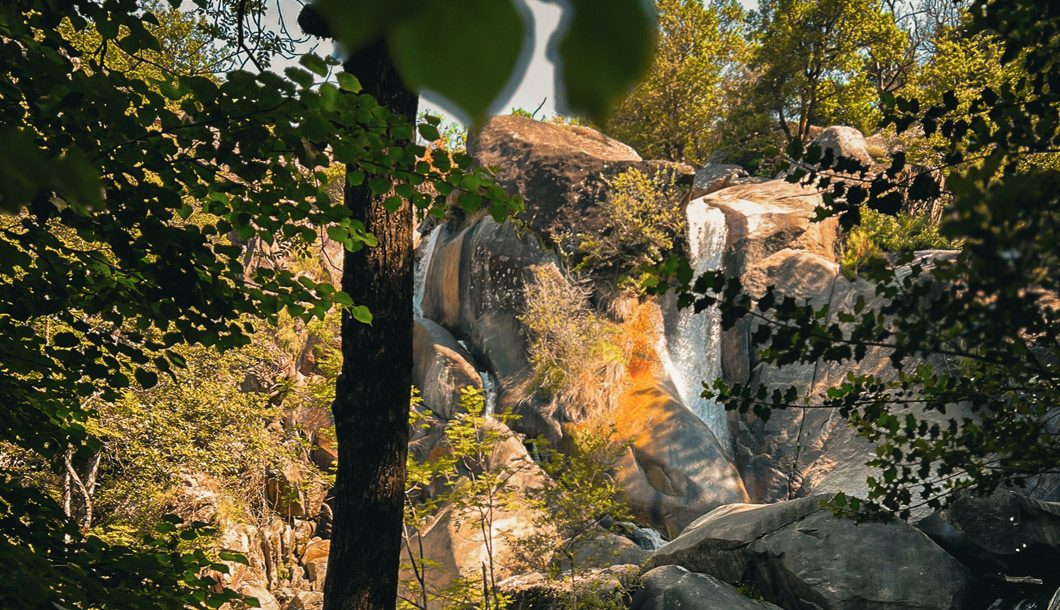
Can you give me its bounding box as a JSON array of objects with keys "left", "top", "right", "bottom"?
[
  {"left": 458, "top": 340, "right": 498, "bottom": 418},
  {"left": 413, "top": 225, "right": 441, "bottom": 318},
  {"left": 413, "top": 224, "right": 499, "bottom": 419},
  {"left": 663, "top": 199, "right": 729, "bottom": 448}
]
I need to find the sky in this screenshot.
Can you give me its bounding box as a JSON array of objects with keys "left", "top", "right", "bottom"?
[{"left": 267, "top": 0, "right": 759, "bottom": 125}]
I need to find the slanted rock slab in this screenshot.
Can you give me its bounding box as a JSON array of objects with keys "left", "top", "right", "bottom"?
[{"left": 650, "top": 496, "right": 972, "bottom": 610}]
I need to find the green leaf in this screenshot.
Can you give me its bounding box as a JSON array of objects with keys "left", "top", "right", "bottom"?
[
  {"left": 300, "top": 53, "right": 329, "bottom": 77},
  {"left": 556, "top": 0, "right": 656, "bottom": 123},
  {"left": 387, "top": 0, "right": 524, "bottom": 126},
  {"left": 327, "top": 225, "right": 347, "bottom": 242},
  {"left": 337, "top": 72, "right": 361, "bottom": 92},
  {"left": 134, "top": 368, "right": 159, "bottom": 389},
  {"left": 351, "top": 305, "right": 373, "bottom": 325},
  {"left": 284, "top": 67, "right": 314, "bottom": 89},
  {"left": 418, "top": 123, "right": 440, "bottom": 142}
]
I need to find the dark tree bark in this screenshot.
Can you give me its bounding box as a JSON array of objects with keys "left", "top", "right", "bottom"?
[{"left": 322, "top": 40, "right": 418, "bottom": 610}]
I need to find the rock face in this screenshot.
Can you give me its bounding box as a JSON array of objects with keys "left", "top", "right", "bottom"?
[
  {"left": 632, "top": 565, "right": 783, "bottom": 610},
  {"left": 692, "top": 163, "right": 761, "bottom": 198},
  {"left": 650, "top": 496, "right": 972, "bottom": 610},
  {"left": 703, "top": 180, "right": 840, "bottom": 277},
  {"left": 614, "top": 373, "right": 749, "bottom": 538},
  {"left": 691, "top": 180, "right": 859, "bottom": 503},
  {"left": 419, "top": 215, "right": 558, "bottom": 438}
]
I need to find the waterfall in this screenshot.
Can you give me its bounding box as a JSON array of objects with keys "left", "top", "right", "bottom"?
[
  {"left": 458, "top": 340, "right": 498, "bottom": 419},
  {"left": 663, "top": 199, "right": 729, "bottom": 447},
  {"left": 413, "top": 225, "right": 441, "bottom": 317},
  {"left": 628, "top": 525, "right": 668, "bottom": 551}
]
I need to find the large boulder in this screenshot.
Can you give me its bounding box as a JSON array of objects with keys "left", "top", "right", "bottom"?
[
  {"left": 811, "top": 125, "right": 875, "bottom": 167},
  {"left": 557, "top": 529, "right": 652, "bottom": 570},
  {"left": 614, "top": 374, "right": 749, "bottom": 538},
  {"left": 471, "top": 115, "right": 693, "bottom": 249},
  {"left": 419, "top": 215, "right": 562, "bottom": 441},
  {"left": 703, "top": 181, "right": 840, "bottom": 278},
  {"left": 632, "top": 565, "right": 783, "bottom": 610},
  {"left": 397, "top": 421, "right": 551, "bottom": 609},
  {"left": 650, "top": 496, "right": 972, "bottom": 610},
  {"left": 413, "top": 317, "right": 482, "bottom": 419},
  {"left": 917, "top": 491, "right": 1060, "bottom": 583},
  {"left": 692, "top": 164, "right": 761, "bottom": 198},
  {"left": 500, "top": 564, "right": 641, "bottom": 610}
]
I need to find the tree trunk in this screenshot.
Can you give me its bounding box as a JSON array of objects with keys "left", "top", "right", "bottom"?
[{"left": 323, "top": 41, "right": 418, "bottom": 610}]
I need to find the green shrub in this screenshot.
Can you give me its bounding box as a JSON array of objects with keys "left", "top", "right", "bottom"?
[
  {"left": 571, "top": 168, "right": 686, "bottom": 287},
  {"left": 841, "top": 206, "right": 957, "bottom": 278},
  {"left": 519, "top": 267, "right": 627, "bottom": 421},
  {"left": 87, "top": 341, "right": 311, "bottom": 536}
]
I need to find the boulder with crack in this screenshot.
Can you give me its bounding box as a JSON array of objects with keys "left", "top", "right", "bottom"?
[{"left": 649, "top": 496, "right": 972, "bottom": 610}]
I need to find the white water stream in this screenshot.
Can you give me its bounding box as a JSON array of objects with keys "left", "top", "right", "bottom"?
[
  {"left": 412, "top": 225, "right": 441, "bottom": 318},
  {"left": 661, "top": 199, "right": 730, "bottom": 448},
  {"left": 413, "top": 224, "right": 499, "bottom": 419},
  {"left": 458, "top": 340, "right": 498, "bottom": 418}
]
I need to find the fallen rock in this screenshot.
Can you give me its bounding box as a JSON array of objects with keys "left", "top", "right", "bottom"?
[
  {"left": 304, "top": 557, "right": 328, "bottom": 592},
  {"left": 692, "top": 163, "right": 760, "bottom": 198},
  {"left": 300, "top": 538, "right": 329, "bottom": 566},
  {"left": 240, "top": 585, "right": 281, "bottom": 610},
  {"left": 631, "top": 565, "right": 783, "bottom": 610},
  {"left": 286, "top": 590, "right": 323, "bottom": 610},
  {"left": 650, "top": 495, "right": 972, "bottom": 610},
  {"left": 265, "top": 463, "right": 306, "bottom": 519},
  {"left": 811, "top": 125, "right": 875, "bottom": 167}
]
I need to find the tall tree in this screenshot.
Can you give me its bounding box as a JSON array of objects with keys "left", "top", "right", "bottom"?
[
  {"left": 748, "top": 0, "right": 907, "bottom": 142},
  {"left": 299, "top": 3, "right": 658, "bottom": 608},
  {"left": 0, "top": 1, "right": 477, "bottom": 606},
  {"left": 603, "top": 0, "right": 748, "bottom": 165},
  {"left": 323, "top": 41, "right": 419, "bottom": 610}
]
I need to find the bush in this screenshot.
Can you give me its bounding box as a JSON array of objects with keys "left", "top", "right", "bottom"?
[
  {"left": 841, "top": 206, "right": 957, "bottom": 278},
  {"left": 571, "top": 168, "right": 686, "bottom": 287},
  {"left": 519, "top": 267, "right": 627, "bottom": 421},
  {"left": 89, "top": 342, "right": 293, "bottom": 534}
]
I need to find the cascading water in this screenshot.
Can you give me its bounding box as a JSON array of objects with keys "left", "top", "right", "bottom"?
[
  {"left": 413, "top": 225, "right": 441, "bottom": 317},
  {"left": 413, "top": 225, "right": 499, "bottom": 418},
  {"left": 663, "top": 199, "right": 729, "bottom": 448},
  {"left": 458, "top": 340, "right": 498, "bottom": 418}
]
